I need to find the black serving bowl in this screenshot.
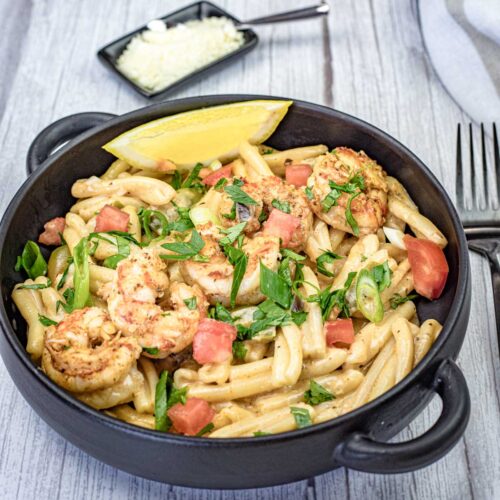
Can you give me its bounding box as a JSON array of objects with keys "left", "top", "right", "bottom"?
[
  {"left": 98, "top": 1, "right": 258, "bottom": 99},
  {"left": 0, "top": 95, "right": 471, "bottom": 489}
]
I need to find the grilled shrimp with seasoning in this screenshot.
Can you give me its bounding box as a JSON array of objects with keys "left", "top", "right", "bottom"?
[
  {"left": 218, "top": 175, "right": 313, "bottom": 251},
  {"left": 100, "top": 246, "right": 208, "bottom": 357},
  {"left": 180, "top": 224, "right": 281, "bottom": 307},
  {"left": 307, "top": 147, "right": 388, "bottom": 235},
  {"left": 42, "top": 307, "right": 141, "bottom": 393}
]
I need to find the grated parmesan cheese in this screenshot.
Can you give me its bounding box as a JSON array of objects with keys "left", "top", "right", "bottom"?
[{"left": 116, "top": 17, "right": 244, "bottom": 93}]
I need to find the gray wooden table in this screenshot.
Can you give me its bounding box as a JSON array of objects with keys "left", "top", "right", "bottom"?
[{"left": 0, "top": 1, "right": 499, "bottom": 498}]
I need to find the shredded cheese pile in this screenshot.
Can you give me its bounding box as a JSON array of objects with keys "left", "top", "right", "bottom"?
[{"left": 116, "top": 17, "right": 244, "bottom": 92}]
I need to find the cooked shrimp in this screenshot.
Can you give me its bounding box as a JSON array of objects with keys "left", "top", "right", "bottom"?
[
  {"left": 102, "top": 246, "right": 208, "bottom": 357},
  {"left": 218, "top": 175, "right": 313, "bottom": 251},
  {"left": 308, "top": 147, "right": 388, "bottom": 235},
  {"left": 42, "top": 307, "right": 141, "bottom": 393},
  {"left": 180, "top": 230, "right": 281, "bottom": 307}
]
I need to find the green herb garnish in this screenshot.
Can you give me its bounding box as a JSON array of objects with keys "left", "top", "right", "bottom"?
[
  {"left": 371, "top": 261, "right": 392, "bottom": 291},
  {"left": 181, "top": 163, "right": 204, "bottom": 190},
  {"left": 307, "top": 272, "right": 357, "bottom": 320},
  {"left": 316, "top": 250, "right": 342, "bottom": 278},
  {"left": 143, "top": 347, "right": 159, "bottom": 355},
  {"left": 18, "top": 279, "right": 52, "bottom": 290},
  {"left": 38, "top": 314, "right": 58, "bottom": 327},
  {"left": 219, "top": 222, "right": 247, "bottom": 246},
  {"left": 260, "top": 262, "right": 293, "bottom": 309},
  {"left": 155, "top": 371, "right": 170, "bottom": 431},
  {"left": 224, "top": 184, "right": 257, "bottom": 207},
  {"left": 72, "top": 237, "right": 91, "bottom": 310},
  {"left": 196, "top": 423, "right": 214, "bottom": 437},
  {"left": 271, "top": 199, "right": 291, "bottom": 214},
  {"left": 183, "top": 297, "right": 197, "bottom": 310},
  {"left": 161, "top": 230, "right": 208, "bottom": 262},
  {"left": 254, "top": 431, "right": 272, "bottom": 436},
  {"left": 232, "top": 340, "right": 247, "bottom": 360},
  {"left": 290, "top": 407, "right": 312, "bottom": 428},
  {"left": 15, "top": 241, "right": 47, "bottom": 279},
  {"left": 390, "top": 293, "right": 419, "bottom": 309},
  {"left": 345, "top": 192, "right": 361, "bottom": 236},
  {"left": 304, "top": 380, "right": 335, "bottom": 405}
]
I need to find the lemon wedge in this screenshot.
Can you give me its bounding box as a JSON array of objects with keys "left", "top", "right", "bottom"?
[{"left": 103, "top": 100, "right": 292, "bottom": 171}]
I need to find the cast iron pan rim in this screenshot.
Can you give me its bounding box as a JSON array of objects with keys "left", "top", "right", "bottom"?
[{"left": 0, "top": 94, "right": 469, "bottom": 446}]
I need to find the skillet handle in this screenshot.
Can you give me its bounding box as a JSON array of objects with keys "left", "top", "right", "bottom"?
[
  {"left": 333, "top": 358, "right": 470, "bottom": 473},
  {"left": 26, "top": 112, "right": 117, "bottom": 175}
]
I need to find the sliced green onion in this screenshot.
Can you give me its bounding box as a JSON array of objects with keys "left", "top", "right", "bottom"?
[
  {"left": 189, "top": 206, "right": 220, "bottom": 227},
  {"left": 15, "top": 241, "right": 47, "bottom": 279},
  {"left": 72, "top": 237, "right": 90, "bottom": 310},
  {"left": 356, "top": 269, "right": 383, "bottom": 322}
]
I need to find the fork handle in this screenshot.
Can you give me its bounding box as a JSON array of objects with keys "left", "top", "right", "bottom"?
[{"left": 491, "top": 271, "right": 500, "bottom": 345}]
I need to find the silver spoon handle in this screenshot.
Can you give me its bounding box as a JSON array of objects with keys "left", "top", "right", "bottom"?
[{"left": 239, "top": 2, "right": 330, "bottom": 28}]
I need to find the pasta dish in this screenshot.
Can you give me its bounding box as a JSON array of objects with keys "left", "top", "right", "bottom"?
[{"left": 12, "top": 120, "right": 449, "bottom": 438}]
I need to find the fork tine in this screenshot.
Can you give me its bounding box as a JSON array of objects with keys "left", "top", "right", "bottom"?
[
  {"left": 456, "top": 123, "right": 464, "bottom": 209},
  {"left": 480, "top": 123, "right": 490, "bottom": 208},
  {"left": 494, "top": 123, "right": 499, "bottom": 203},
  {"left": 469, "top": 123, "right": 477, "bottom": 208}
]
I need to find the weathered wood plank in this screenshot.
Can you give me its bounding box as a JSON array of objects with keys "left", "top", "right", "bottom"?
[{"left": 0, "top": 0, "right": 499, "bottom": 499}]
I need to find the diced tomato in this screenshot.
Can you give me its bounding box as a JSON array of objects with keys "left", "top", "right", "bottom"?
[
  {"left": 201, "top": 165, "right": 233, "bottom": 186},
  {"left": 403, "top": 235, "right": 449, "bottom": 300},
  {"left": 285, "top": 164, "right": 313, "bottom": 187},
  {"left": 193, "top": 318, "right": 237, "bottom": 365},
  {"left": 95, "top": 205, "right": 130, "bottom": 233},
  {"left": 325, "top": 319, "right": 355, "bottom": 347},
  {"left": 38, "top": 217, "right": 66, "bottom": 246},
  {"left": 262, "top": 209, "right": 301, "bottom": 248},
  {"left": 168, "top": 398, "right": 215, "bottom": 436}
]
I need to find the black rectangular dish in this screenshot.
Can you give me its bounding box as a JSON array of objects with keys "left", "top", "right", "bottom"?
[{"left": 97, "top": 1, "right": 258, "bottom": 99}]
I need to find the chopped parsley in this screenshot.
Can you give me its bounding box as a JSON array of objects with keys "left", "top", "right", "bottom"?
[
  {"left": 232, "top": 340, "right": 247, "bottom": 360},
  {"left": 57, "top": 256, "right": 73, "bottom": 290},
  {"left": 254, "top": 431, "right": 272, "bottom": 436},
  {"left": 214, "top": 177, "right": 228, "bottom": 190},
  {"left": 224, "top": 183, "right": 257, "bottom": 207},
  {"left": 219, "top": 222, "right": 247, "bottom": 246},
  {"left": 260, "top": 262, "right": 293, "bottom": 309},
  {"left": 196, "top": 423, "right": 214, "bottom": 437},
  {"left": 345, "top": 192, "right": 361, "bottom": 236},
  {"left": 290, "top": 407, "right": 312, "bottom": 428},
  {"left": 304, "top": 380, "right": 335, "bottom": 405},
  {"left": 316, "top": 250, "right": 342, "bottom": 278},
  {"left": 271, "top": 199, "right": 291, "bottom": 214},
  {"left": 183, "top": 297, "right": 198, "bottom": 310},
  {"left": 143, "top": 346, "right": 160, "bottom": 355},
  {"left": 371, "top": 261, "right": 392, "bottom": 291},
  {"left": 307, "top": 271, "right": 357, "bottom": 320},
  {"left": 390, "top": 293, "right": 419, "bottom": 309},
  {"left": 161, "top": 230, "right": 208, "bottom": 262},
  {"left": 181, "top": 163, "right": 204, "bottom": 190},
  {"left": 320, "top": 174, "right": 365, "bottom": 235},
  {"left": 154, "top": 371, "right": 188, "bottom": 432}
]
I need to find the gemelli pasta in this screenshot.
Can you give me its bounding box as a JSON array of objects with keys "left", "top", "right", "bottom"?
[{"left": 12, "top": 127, "right": 449, "bottom": 438}]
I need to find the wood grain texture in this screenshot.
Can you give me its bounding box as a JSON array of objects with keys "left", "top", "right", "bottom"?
[{"left": 0, "top": 1, "right": 498, "bottom": 499}]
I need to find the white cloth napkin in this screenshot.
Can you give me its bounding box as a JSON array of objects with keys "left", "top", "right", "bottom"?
[{"left": 419, "top": 0, "right": 500, "bottom": 124}]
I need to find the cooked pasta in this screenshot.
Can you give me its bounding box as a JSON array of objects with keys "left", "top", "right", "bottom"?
[{"left": 12, "top": 116, "right": 449, "bottom": 438}]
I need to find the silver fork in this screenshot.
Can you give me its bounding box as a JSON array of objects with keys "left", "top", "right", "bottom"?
[{"left": 456, "top": 123, "right": 500, "bottom": 340}]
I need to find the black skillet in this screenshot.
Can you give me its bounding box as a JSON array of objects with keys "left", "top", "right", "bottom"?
[{"left": 0, "top": 95, "right": 471, "bottom": 489}]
